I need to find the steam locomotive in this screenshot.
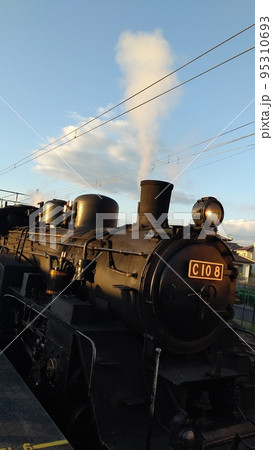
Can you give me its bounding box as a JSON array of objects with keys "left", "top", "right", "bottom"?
[{"left": 0, "top": 180, "right": 254, "bottom": 449}]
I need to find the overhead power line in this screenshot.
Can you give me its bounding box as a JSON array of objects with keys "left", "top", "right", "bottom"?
[
  {"left": 153, "top": 121, "right": 254, "bottom": 166},
  {"left": 42, "top": 120, "right": 254, "bottom": 197},
  {"left": 57, "top": 147, "right": 254, "bottom": 202},
  {"left": 0, "top": 45, "right": 255, "bottom": 177},
  {"left": 0, "top": 188, "right": 28, "bottom": 196},
  {"left": 0, "top": 24, "right": 254, "bottom": 172},
  {"left": 0, "top": 24, "right": 254, "bottom": 174},
  {"left": 154, "top": 133, "right": 254, "bottom": 168},
  {"left": 43, "top": 133, "right": 255, "bottom": 200},
  {"left": 185, "top": 147, "right": 253, "bottom": 173}
]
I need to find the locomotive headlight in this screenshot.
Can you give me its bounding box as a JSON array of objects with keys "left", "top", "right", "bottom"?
[{"left": 192, "top": 196, "right": 224, "bottom": 227}]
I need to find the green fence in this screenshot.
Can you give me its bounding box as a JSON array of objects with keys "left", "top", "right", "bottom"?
[{"left": 236, "top": 289, "right": 255, "bottom": 307}]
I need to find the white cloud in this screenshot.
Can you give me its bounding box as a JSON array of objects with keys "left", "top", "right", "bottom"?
[
  {"left": 33, "top": 30, "right": 180, "bottom": 201},
  {"left": 220, "top": 219, "right": 255, "bottom": 245},
  {"left": 34, "top": 118, "right": 140, "bottom": 196},
  {"left": 171, "top": 189, "right": 196, "bottom": 205}
]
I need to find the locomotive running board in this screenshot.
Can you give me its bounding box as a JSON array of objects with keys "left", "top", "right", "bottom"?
[
  {"left": 201, "top": 421, "right": 254, "bottom": 448},
  {"left": 153, "top": 352, "right": 245, "bottom": 385}
]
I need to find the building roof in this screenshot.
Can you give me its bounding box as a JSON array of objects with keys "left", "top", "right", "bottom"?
[
  {"left": 226, "top": 242, "right": 255, "bottom": 262},
  {"left": 240, "top": 244, "right": 255, "bottom": 251},
  {"left": 227, "top": 242, "right": 244, "bottom": 251},
  {"left": 232, "top": 252, "right": 255, "bottom": 264}
]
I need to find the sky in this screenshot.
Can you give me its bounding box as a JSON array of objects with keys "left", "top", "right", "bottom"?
[{"left": 0, "top": 0, "right": 255, "bottom": 245}]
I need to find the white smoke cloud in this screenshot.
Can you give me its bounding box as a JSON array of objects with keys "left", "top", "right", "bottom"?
[
  {"left": 116, "top": 29, "right": 180, "bottom": 183},
  {"left": 32, "top": 30, "right": 180, "bottom": 200},
  {"left": 28, "top": 188, "right": 46, "bottom": 206}
]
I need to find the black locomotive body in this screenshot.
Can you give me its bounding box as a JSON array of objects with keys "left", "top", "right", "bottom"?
[{"left": 0, "top": 180, "right": 254, "bottom": 450}]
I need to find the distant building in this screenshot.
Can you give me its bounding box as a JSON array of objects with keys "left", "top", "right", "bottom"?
[{"left": 226, "top": 243, "right": 255, "bottom": 281}]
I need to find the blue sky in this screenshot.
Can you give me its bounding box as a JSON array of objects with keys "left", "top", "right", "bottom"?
[{"left": 0, "top": 0, "right": 255, "bottom": 244}]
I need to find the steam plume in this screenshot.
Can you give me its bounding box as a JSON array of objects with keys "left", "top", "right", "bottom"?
[{"left": 116, "top": 29, "right": 180, "bottom": 183}]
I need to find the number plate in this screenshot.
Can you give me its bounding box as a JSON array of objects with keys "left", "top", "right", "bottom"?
[{"left": 188, "top": 260, "right": 224, "bottom": 281}]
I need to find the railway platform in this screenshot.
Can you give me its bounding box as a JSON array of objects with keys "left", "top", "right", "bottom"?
[{"left": 0, "top": 353, "right": 73, "bottom": 450}]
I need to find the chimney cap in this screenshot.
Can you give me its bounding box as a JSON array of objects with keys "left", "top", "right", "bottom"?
[{"left": 140, "top": 179, "right": 174, "bottom": 190}]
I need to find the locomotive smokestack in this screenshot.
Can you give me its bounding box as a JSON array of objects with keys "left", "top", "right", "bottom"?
[{"left": 138, "top": 180, "right": 174, "bottom": 229}]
